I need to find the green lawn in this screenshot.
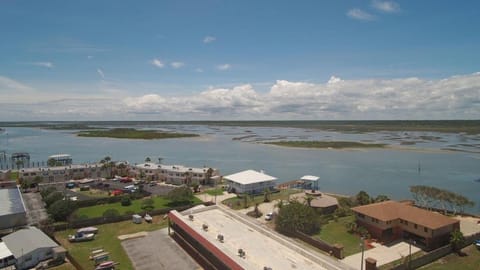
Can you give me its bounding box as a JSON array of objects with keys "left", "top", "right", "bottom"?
[
  {"left": 222, "top": 189, "right": 302, "bottom": 210},
  {"left": 420, "top": 245, "right": 480, "bottom": 270},
  {"left": 77, "top": 188, "right": 110, "bottom": 198},
  {"left": 75, "top": 196, "right": 201, "bottom": 218},
  {"left": 204, "top": 188, "right": 224, "bottom": 196},
  {"left": 315, "top": 215, "right": 363, "bottom": 256},
  {"left": 55, "top": 218, "right": 167, "bottom": 270}
]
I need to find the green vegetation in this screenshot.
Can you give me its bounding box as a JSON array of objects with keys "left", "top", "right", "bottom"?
[
  {"left": 420, "top": 245, "right": 480, "bottom": 270},
  {"left": 315, "top": 215, "right": 363, "bottom": 256},
  {"left": 55, "top": 219, "right": 166, "bottom": 270},
  {"left": 205, "top": 188, "right": 224, "bottom": 196},
  {"left": 78, "top": 188, "right": 110, "bottom": 198},
  {"left": 410, "top": 185, "right": 475, "bottom": 214},
  {"left": 166, "top": 186, "right": 195, "bottom": 206},
  {"left": 77, "top": 128, "right": 198, "bottom": 140},
  {"left": 222, "top": 189, "right": 301, "bottom": 210},
  {"left": 74, "top": 196, "right": 201, "bottom": 218},
  {"left": 275, "top": 200, "right": 319, "bottom": 235},
  {"left": 264, "top": 141, "right": 386, "bottom": 149},
  {"left": 9, "top": 171, "right": 18, "bottom": 180}
]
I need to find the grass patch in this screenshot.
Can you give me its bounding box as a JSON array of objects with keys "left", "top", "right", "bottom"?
[
  {"left": 222, "top": 189, "right": 301, "bottom": 210},
  {"left": 420, "top": 245, "right": 480, "bottom": 270},
  {"left": 314, "top": 215, "right": 362, "bottom": 256},
  {"left": 55, "top": 218, "right": 166, "bottom": 270},
  {"left": 205, "top": 188, "right": 224, "bottom": 196},
  {"left": 75, "top": 196, "right": 202, "bottom": 218},
  {"left": 9, "top": 171, "right": 19, "bottom": 181},
  {"left": 77, "top": 128, "right": 198, "bottom": 140},
  {"left": 265, "top": 141, "right": 386, "bottom": 149}
]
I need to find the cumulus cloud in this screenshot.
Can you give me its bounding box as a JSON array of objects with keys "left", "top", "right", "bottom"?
[
  {"left": 31, "top": 62, "right": 54, "bottom": 68},
  {"left": 217, "top": 64, "right": 231, "bottom": 71},
  {"left": 347, "top": 8, "right": 376, "bottom": 21},
  {"left": 97, "top": 68, "right": 105, "bottom": 79},
  {"left": 121, "top": 73, "right": 480, "bottom": 120},
  {"left": 171, "top": 62, "right": 185, "bottom": 69},
  {"left": 372, "top": 0, "right": 400, "bottom": 13},
  {"left": 203, "top": 36, "right": 216, "bottom": 43},
  {"left": 150, "top": 58, "right": 165, "bottom": 68}
]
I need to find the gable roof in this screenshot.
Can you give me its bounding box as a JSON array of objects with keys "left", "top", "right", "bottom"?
[
  {"left": 2, "top": 227, "right": 58, "bottom": 258},
  {"left": 224, "top": 170, "right": 277, "bottom": 185},
  {"left": 351, "top": 201, "right": 458, "bottom": 230}
]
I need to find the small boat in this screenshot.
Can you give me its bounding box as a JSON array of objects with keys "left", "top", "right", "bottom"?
[
  {"left": 144, "top": 213, "right": 152, "bottom": 223},
  {"left": 68, "top": 232, "right": 95, "bottom": 242},
  {"left": 77, "top": 226, "right": 98, "bottom": 234},
  {"left": 95, "top": 261, "right": 115, "bottom": 270}
]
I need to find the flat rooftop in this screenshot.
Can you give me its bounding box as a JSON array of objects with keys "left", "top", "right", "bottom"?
[
  {"left": 224, "top": 169, "right": 277, "bottom": 185},
  {"left": 0, "top": 188, "right": 26, "bottom": 216},
  {"left": 171, "top": 206, "right": 348, "bottom": 270}
]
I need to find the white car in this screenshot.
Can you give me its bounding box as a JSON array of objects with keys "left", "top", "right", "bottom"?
[{"left": 265, "top": 212, "right": 273, "bottom": 221}]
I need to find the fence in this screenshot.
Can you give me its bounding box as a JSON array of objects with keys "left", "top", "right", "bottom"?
[{"left": 292, "top": 231, "right": 344, "bottom": 259}]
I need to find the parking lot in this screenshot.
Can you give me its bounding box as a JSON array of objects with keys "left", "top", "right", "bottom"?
[{"left": 121, "top": 228, "right": 200, "bottom": 270}]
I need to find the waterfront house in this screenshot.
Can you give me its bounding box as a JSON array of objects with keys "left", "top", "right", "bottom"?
[
  {"left": 351, "top": 200, "right": 459, "bottom": 250},
  {"left": 130, "top": 163, "right": 218, "bottom": 185},
  {"left": 223, "top": 169, "right": 277, "bottom": 194},
  {"left": 19, "top": 164, "right": 109, "bottom": 183}
]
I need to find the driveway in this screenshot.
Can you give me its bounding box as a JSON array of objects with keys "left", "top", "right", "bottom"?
[
  {"left": 121, "top": 228, "right": 200, "bottom": 270},
  {"left": 21, "top": 192, "right": 48, "bottom": 225},
  {"left": 342, "top": 241, "right": 421, "bottom": 270},
  {"left": 454, "top": 215, "right": 480, "bottom": 236}
]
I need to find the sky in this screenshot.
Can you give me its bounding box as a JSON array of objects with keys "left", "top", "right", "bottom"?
[{"left": 0, "top": 0, "right": 479, "bottom": 121}]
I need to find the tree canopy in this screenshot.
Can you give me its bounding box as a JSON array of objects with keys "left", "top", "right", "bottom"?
[
  {"left": 167, "top": 186, "right": 194, "bottom": 206},
  {"left": 275, "top": 200, "right": 320, "bottom": 235}
]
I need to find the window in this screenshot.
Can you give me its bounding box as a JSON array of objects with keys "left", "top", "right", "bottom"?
[
  {"left": 424, "top": 227, "right": 428, "bottom": 233},
  {"left": 414, "top": 224, "right": 418, "bottom": 229},
  {"left": 358, "top": 213, "right": 365, "bottom": 219}
]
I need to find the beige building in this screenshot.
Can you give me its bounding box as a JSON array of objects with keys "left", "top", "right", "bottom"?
[
  {"left": 129, "top": 163, "right": 218, "bottom": 185},
  {"left": 19, "top": 164, "right": 108, "bottom": 183},
  {"left": 351, "top": 201, "right": 460, "bottom": 250}
]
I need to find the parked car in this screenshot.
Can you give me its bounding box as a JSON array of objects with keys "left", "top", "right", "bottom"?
[
  {"left": 265, "top": 212, "right": 273, "bottom": 221},
  {"left": 111, "top": 189, "right": 123, "bottom": 196},
  {"left": 65, "top": 182, "right": 76, "bottom": 189},
  {"left": 474, "top": 239, "right": 480, "bottom": 248},
  {"left": 120, "top": 177, "right": 133, "bottom": 183}
]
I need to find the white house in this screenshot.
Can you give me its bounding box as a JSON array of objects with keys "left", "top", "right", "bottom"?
[
  {"left": 2, "top": 227, "right": 66, "bottom": 270},
  {"left": 223, "top": 170, "right": 277, "bottom": 194}
]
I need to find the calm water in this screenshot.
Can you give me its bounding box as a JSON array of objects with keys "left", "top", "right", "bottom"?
[{"left": 1, "top": 125, "right": 480, "bottom": 213}]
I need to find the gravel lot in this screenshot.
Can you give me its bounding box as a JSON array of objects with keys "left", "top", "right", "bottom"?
[{"left": 21, "top": 192, "right": 48, "bottom": 225}]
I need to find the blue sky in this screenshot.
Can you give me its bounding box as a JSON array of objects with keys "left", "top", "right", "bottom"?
[{"left": 0, "top": 1, "right": 479, "bottom": 120}]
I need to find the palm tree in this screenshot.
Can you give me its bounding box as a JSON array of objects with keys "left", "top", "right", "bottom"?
[
  {"left": 305, "top": 194, "right": 314, "bottom": 207},
  {"left": 450, "top": 229, "right": 465, "bottom": 252}
]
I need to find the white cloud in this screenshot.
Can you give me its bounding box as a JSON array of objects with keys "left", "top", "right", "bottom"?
[
  {"left": 31, "top": 62, "right": 54, "bottom": 68},
  {"left": 87, "top": 55, "right": 93, "bottom": 60},
  {"left": 195, "top": 68, "right": 204, "bottom": 73},
  {"left": 347, "top": 8, "right": 376, "bottom": 21},
  {"left": 150, "top": 58, "right": 165, "bottom": 68},
  {"left": 203, "top": 36, "right": 216, "bottom": 43},
  {"left": 171, "top": 62, "right": 185, "bottom": 69},
  {"left": 97, "top": 68, "right": 105, "bottom": 79},
  {"left": 372, "top": 0, "right": 400, "bottom": 13},
  {"left": 1, "top": 73, "right": 479, "bottom": 120},
  {"left": 217, "top": 64, "right": 231, "bottom": 71},
  {"left": 121, "top": 73, "right": 480, "bottom": 120}
]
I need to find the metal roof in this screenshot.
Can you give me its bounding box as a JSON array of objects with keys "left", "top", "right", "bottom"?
[
  {"left": 300, "top": 175, "right": 320, "bottom": 181},
  {"left": 0, "top": 242, "right": 13, "bottom": 259},
  {"left": 224, "top": 170, "right": 277, "bottom": 185},
  {"left": 0, "top": 188, "right": 26, "bottom": 216},
  {"left": 2, "top": 227, "right": 58, "bottom": 258}
]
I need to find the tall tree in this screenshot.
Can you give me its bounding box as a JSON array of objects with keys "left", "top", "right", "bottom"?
[{"left": 275, "top": 200, "right": 319, "bottom": 235}]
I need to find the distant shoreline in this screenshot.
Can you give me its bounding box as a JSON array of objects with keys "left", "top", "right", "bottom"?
[
  {"left": 263, "top": 141, "right": 386, "bottom": 149},
  {"left": 1, "top": 120, "right": 480, "bottom": 134}
]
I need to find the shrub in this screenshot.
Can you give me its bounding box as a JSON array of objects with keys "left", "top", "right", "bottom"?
[
  {"left": 47, "top": 200, "right": 77, "bottom": 222},
  {"left": 142, "top": 198, "right": 154, "bottom": 210},
  {"left": 102, "top": 209, "right": 120, "bottom": 218},
  {"left": 40, "top": 186, "right": 57, "bottom": 199},
  {"left": 121, "top": 197, "right": 132, "bottom": 206},
  {"left": 44, "top": 192, "right": 64, "bottom": 207}
]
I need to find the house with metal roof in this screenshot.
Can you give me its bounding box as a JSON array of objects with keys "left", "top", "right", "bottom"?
[
  {"left": 1, "top": 227, "right": 66, "bottom": 270},
  {"left": 351, "top": 200, "right": 460, "bottom": 250},
  {"left": 0, "top": 187, "right": 27, "bottom": 231},
  {"left": 223, "top": 170, "right": 277, "bottom": 194}
]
